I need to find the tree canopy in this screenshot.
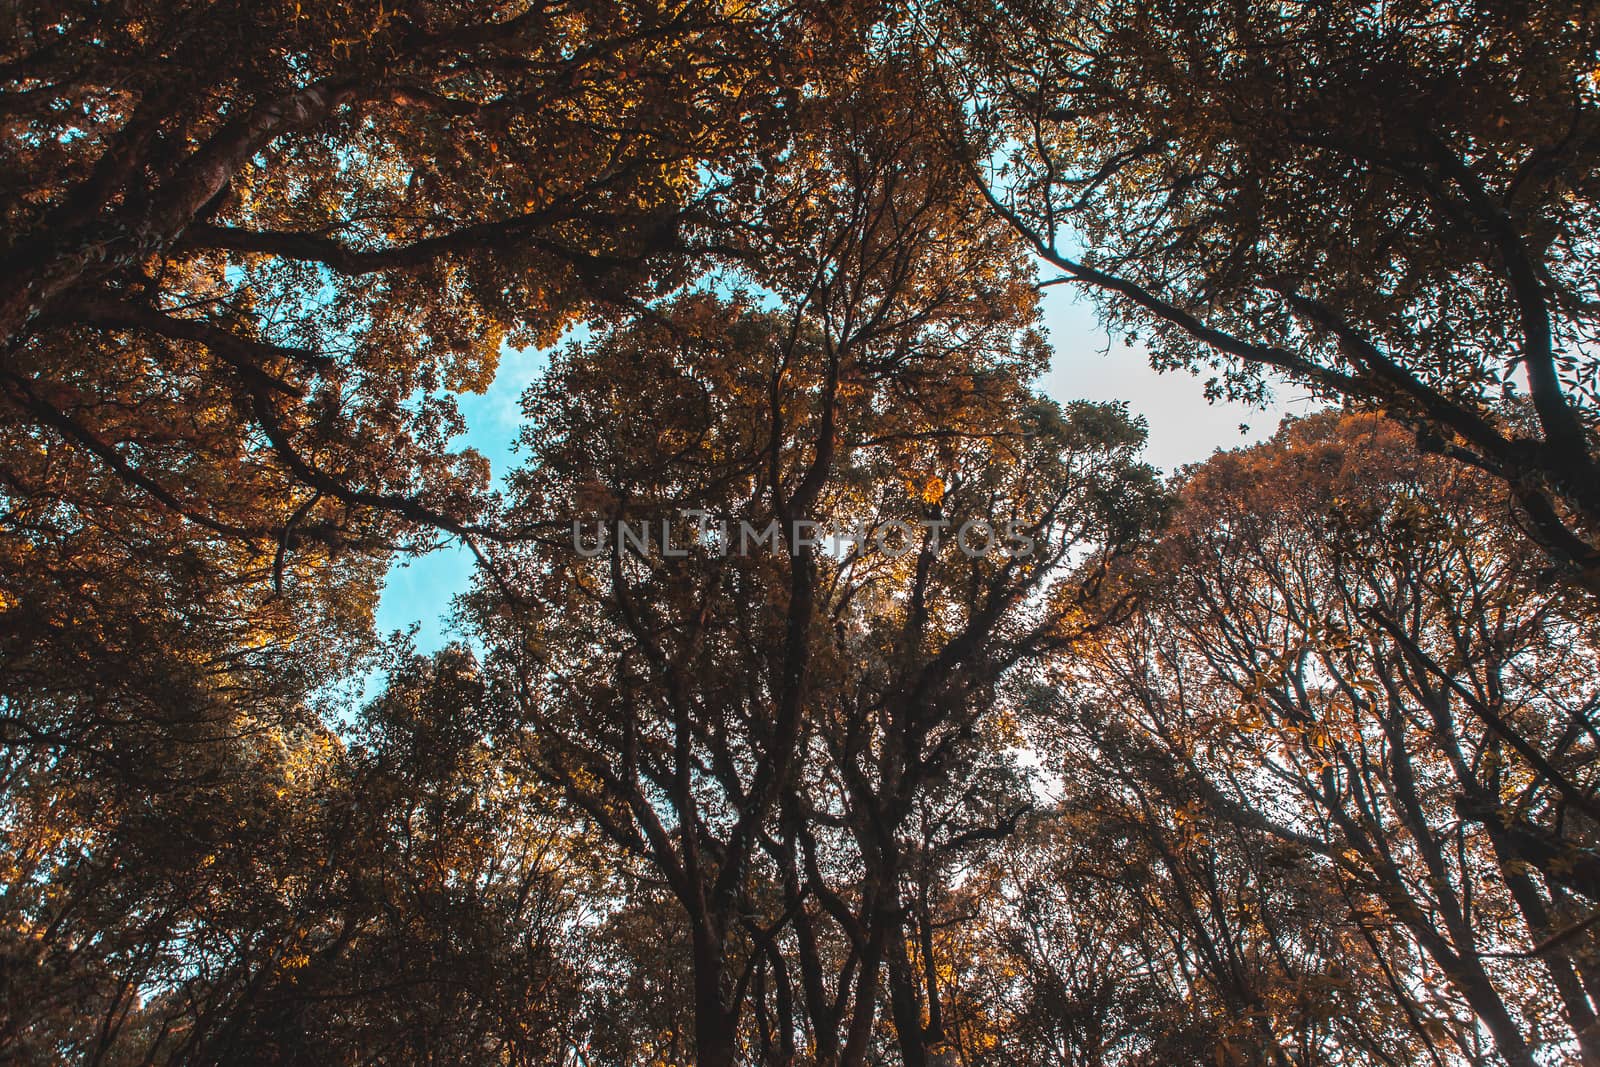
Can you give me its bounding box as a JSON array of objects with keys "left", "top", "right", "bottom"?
[
  {"left": 4, "top": 2, "right": 1600, "bottom": 1066},
  {"left": 942, "top": 0, "right": 1600, "bottom": 586}
]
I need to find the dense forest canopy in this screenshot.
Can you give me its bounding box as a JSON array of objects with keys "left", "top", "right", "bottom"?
[{"left": 2, "top": 1, "right": 1598, "bottom": 1065}]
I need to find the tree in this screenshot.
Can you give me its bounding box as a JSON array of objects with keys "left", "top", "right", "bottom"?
[
  {"left": 0, "top": 8, "right": 798, "bottom": 1059},
  {"left": 468, "top": 290, "right": 1158, "bottom": 1064},
  {"left": 949, "top": 795, "right": 1415, "bottom": 1066},
  {"left": 938, "top": 0, "right": 1600, "bottom": 586},
  {"left": 0, "top": 640, "right": 597, "bottom": 1066},
  {"left": 460, "top": 62, "right": 1164, "bottom": 1063},
  {"left": 1, "top": 0, "right": 802, "bottom": 617},
  {"left": 1056, "top": 412, "right": 1600, "bottom": 1065}
]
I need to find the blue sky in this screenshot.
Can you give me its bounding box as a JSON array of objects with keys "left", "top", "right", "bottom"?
[{"left": 373, "top": 288, "right": 1311, "bottom": 650}]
